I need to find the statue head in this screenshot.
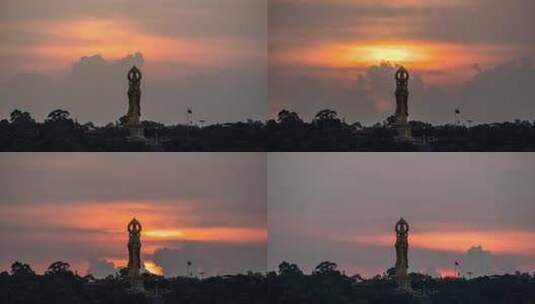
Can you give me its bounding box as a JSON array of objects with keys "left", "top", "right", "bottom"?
[
  {"left": 128, "top": 66, "right": 142, "bottom": 83},
  {"left": 395, "top": 66, "right": 409, "bottom": 90},
  {"left": 395, "top": 217, "right": 409, "bottom": 236},
  {"left": 128, "top": 217, "right": 142, "bottom": 235},
  {"left": 395, "top": 66, "right": 409, "bottom": 82}
]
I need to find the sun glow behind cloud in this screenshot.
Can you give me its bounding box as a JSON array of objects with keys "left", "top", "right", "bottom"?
[
  {"left": 3, "top": 200, "right": 266, "bottom": 244},
  {"left": 271, "top": 0, "right": 535, "bottom": 84},
  {"left": 144, "top": 261, "right": 164, "bottom": 276},
  {"left": 273, "top": 40, "right": 520, "bottom": 84},
  {"left": 145, "top": 228, "right": 266, "bottom": 243}
]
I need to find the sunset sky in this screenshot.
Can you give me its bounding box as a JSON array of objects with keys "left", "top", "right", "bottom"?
[
  {"left": 268, "top": 153, "right": 535, "bottom": 278},
  {"left": 270, "top": 0, "right": 535, "bottom": 124},
  {"left": 2, "top": 1, "right": 534, "bottom": 125},
  {"left": 0, "top": 0, "right": 267, "bottom": 124},
  {"left": 0, "top": 153, "right": 266, "bottom": 277}
]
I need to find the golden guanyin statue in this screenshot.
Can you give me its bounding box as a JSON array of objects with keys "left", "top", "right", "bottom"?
[
  {"left": 127, "top": 218, "right": 144, "bottom": 291},
  {"left": 394, "top": 217, "right": 411, "bottom": 290},
  {"left": 392, "top": 67, "right": 412, "bottom": 139},
  {"left": 126, "top": 66, "right": 142, "bottom": 128}
]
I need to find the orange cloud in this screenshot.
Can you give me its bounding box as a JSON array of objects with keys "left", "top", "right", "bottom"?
[
  {"left": 272, "top": 39, "right": 534, "bottom": 85},
  {"left": 144, "top": 261, "right": 164, "bottom": 276},
  {"left": 346, "top": 229, "right": 535, "bottom": 256},
  {"left": 145, "top": 227, "right": 267, "bottom": 243},
  {"left": 3, "top": 18, "right": 260, "bottom": 75},
  {"left": 285, "top": 0, "right": 467, "bottom": 8},
  {"left": 4, "top": 200, "right": 265, "bottom": 244},
  {"left": 2, "top": 201, "right": 194, "bottom": 234},
  {"left": 276, "top": 40, "right": 508, "bottom": 71}
]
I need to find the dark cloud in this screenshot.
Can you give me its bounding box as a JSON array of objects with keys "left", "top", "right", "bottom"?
[
  {"left": 0, "top": 52, "right": 266, "bottom": 124},
  {"left": 151, "top": 242, "right": 266, "bottom": 277},
  {"left": 269, "top": 230, "right": 530, "bottom": 278},
  {"left": 462, "top": 246, "right": 493, "bottom": 277},
  {"left": 270, "top": 59, "right": 535, "bottom": 124},
  {"left": 87, "top": 259, "right": 118, "bottom": 278},
  {"left": 461, "top": 58, "right": 535, "bottom": 122},
  {"left": 0, "top": 227, "right": 118, "bottom": 274},
  {"left": 460, "top": 246, "right": 520, "bottom": 277}
]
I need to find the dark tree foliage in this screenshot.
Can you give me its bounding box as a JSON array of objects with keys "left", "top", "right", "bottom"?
[
  {"left": 267, "top": 262, "right": 535, "bottom": 304},
  {"left": 1, "top": 261, "right": 149, "bottom": 304},
  {"left": 0, "top": 261, "right": 265, "bottom": 304},
  {"left": 161, "top": 273, "right": 266, "bottom": 304},
  {"left": 1, "top": 109, "right": 535, "bottom": 151},
  {"left": 10, "top": 262, "right": 35, "bottom": 277},
  {"left": 1, "top": 261, "right": 534, "bottom": 304}
]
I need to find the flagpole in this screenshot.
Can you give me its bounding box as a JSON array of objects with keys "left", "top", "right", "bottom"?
[
  {"left": 187, "top": 108, "right": 193, "bottom": 126},
  {"left": 454, "top": 260, "right": 461, "bottom": 278},
  {"left": 185, "top": 108, "right": 189, "bottom": 140}
]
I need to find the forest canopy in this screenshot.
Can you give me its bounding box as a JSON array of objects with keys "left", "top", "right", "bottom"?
[
  {"left": 1, "top": 109, "right": 535, "bottom": 151},
  {"left": 2, "top": 260, "right": 534, "bottom": 304}
]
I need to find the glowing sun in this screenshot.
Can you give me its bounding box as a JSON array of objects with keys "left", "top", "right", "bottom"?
[{"left": 369, "top": 47, "right": 411, "bottom": 62}]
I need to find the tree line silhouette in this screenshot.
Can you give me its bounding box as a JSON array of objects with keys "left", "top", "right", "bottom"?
[
  {"left": 2, "top": 260, "right": 534, "bottom": 304},
  {"left": 1, "top": 261, "right": 266, "bottom": 304},
  {"left": 1, "top": 109, "right": 535, "bottom": 151}
]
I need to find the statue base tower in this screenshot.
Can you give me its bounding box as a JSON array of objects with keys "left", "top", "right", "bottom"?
[
  {"left": 127, "top": 126, "right": 145, "bottom": 141},
  {"left": 395, "top": 270, "right": 411, "bottom": 291},
  {"left": 128, "top": 277, "right": 145, "bottom": 293},
  {"left": 393, "top": 122, "right": 412, "bottom": 140}
]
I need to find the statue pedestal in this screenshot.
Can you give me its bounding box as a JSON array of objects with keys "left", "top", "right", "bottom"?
[
  {"left": 128, "top": 277, "right": 146, "bottom": 293},
  {"left": 396, "top": 275, "right": 412, "bottom": 291},
  {"left": 127, "top": 127, "right": 146, "bottom": 141},
  {"left": 392, "top": 121, "right": 412, "bottom": 140},
  {"left": 395, "top": 124, "right": 412, "bottom": 139}
]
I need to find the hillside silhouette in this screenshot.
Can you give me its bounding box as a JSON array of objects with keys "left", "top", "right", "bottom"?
[{"left": 1, "top": 109, "right": 535, "bottom": 151}]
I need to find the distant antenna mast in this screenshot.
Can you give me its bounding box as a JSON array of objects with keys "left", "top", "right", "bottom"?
[
  {"left": 187, "top": 108, "right": 193, "bottom": 126},
  {"left": 454, "top": 260, "right": 460, "bottom": 278},
  {"left": 187, "top": 260, "right": 193, "bottom": 277},
  {"left": 454, "top": 108, "right": 461, "bottom": 126}
]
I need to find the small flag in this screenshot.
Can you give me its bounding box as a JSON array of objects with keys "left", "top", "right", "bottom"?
[{"left": 187, "top": 108, "right": 192, "bottom": 114}]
